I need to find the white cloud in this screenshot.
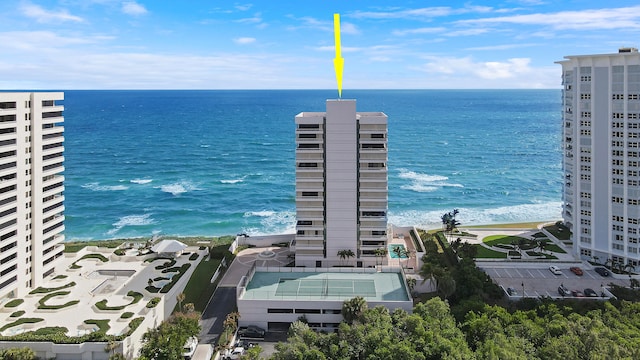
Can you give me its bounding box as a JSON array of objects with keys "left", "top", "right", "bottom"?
[
  {"left": 0, "top": 31, "right": 109, "bottom": 51},
  {"left": 422, "top": 55, "right": 533, "bottom": 79},
  {"left": 457, "top": 6, "right": 640, "bottom": 30},
  {"left": 122, "top": 1, "right": 148, "bottom": 16},
  {"left": 350, "top": 5, "right": 500, "bottom": 20},
  {"left": 392, "top": 27, "right": 446, "bottom": 36},
  {"left": 21, "top": 3, "right": 84, "bottom": 23},
  {"left": 287, "top": 17, "right": 360, "bottom": 35},
  {"left": 234, "top": 37, "right": 256, "bottom": 44},
  {"left": 235, "top": 4, "right": 252, "bottom": 11},
  {"left": 465, "top": 43, "right": 539, "bottom": 51}
]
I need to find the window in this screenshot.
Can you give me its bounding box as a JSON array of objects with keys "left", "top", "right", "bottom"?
[
  {"left": 298, "top": 144, "right": 320, "bottom": 149},
  {"left": 298, "top": 133, "right": 317, "bottom": 139},
  {"left": 298, "top": 162, "right": 318, "bottom": 168},
  {"left": 580, "top": 93, "right": 591, "bottom": 100},
  {"left": 371, "top": 134, "right": 384, "bottom": 139},
  {"left": 297, "top": 220, "right": 312, "bottom": 226},
  {"left": 298, "top": 124, "right": 319, "bottom": 129},
  {"left": 301, "top": 191, "right": 318, "bottom": 197}
]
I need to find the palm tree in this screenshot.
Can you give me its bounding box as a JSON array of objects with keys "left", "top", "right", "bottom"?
[
  {"left": 341, "top": 296, "right": 367, "bottom": 324},
  {"left": 374, "top": 248, "right": 387, "bottom": 266},
  {"left": 605, "top": 258, "right": 613, "bottom": 270},
  {"left": 176, "top": 292, "right": 186, "bottom": 313},
  {"left": 419, "top": 262, "right": 436, "bottom": 292},
  {"left": 345, "top": 249, "right": 355, "bottom": 266},
  {"left": 337, "top": 250, "right": 348, "bottom": 266},
  {"left": 592, "top": 255, "right": 600, "bottom": 265},
  {"left": 437, "top": 273, "right": 456, "bottom": 299}
]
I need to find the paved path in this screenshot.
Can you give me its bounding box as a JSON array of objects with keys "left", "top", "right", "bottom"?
[{"left": 199, "top": 287, "right": 237, "bottom": 345}]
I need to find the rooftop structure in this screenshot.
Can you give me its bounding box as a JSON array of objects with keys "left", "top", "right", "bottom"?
[
  {"left": 237, "top": 266, "right": 412, "bottom": 332},
  {"left": 294, "top": 100, "right": 389, "bottom": 268},
  {"left": 0, "top": 92, "right": 65, "bottom": 300},
  {"left": 557, "top": 48, "right": 640, "bottom": 267}
]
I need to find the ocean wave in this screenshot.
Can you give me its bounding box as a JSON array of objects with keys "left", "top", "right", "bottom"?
[
  {"left": 388, "top": 202, "right": 562, "bottom": 229},
  {"left": 82, "top": 182, "right": 129, "bottom": 191},
  {"left": 244, "top": 210, "right": 276, "bottom": 218},
  {"left": 158, "top": 181, "right": 200, "bottom": 196},
  {"left": 241, "top": 210, "right": 296, "bottom": 236},
  {"left": 107, "top": 214, "right": 155, "bottom": 235},
  {"left": 398, "top": 169, "right": 463, "bottom": 192},
  {"left": 221, "top": 179, "right": 244, "bottom": 184},
  {"left": 130, "top": 179, "right": 153, "bottom": 184},
  {"left": 398, "top": 170, "right": 449, "bottom": 182}
]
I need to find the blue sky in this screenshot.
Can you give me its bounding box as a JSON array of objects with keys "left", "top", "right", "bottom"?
[{"left": 1, "top": 0, "right": 640, "bottom": 89}]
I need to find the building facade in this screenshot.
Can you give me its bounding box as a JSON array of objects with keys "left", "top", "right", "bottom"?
[
  {"left": 294, "top": 100, "right": 388, "bottom": 268},
  {"left": 558, "top": 48, "right": 640, "bottom": 268},
  {"left": 0, "top": 92, "right": 65, "bottom": 300}
]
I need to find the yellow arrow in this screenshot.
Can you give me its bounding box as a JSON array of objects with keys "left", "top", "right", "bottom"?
[{"left": 333, "top": 13, "right": 344, "bottom": 98}]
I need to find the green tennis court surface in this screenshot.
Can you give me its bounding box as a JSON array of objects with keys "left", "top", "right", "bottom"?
[{"left": 243, "top": 271, "right": 409, "bottom": 301}]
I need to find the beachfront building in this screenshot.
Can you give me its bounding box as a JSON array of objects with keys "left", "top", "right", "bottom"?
[
  {"left": 558, "top": 48, "right": 640, "bottom": 267},
  {"left": 0, "top": 92, "right": 65, "bottom": 300},
  {"left": 294, "top": 100, "right": 389, "bottom": 268}
]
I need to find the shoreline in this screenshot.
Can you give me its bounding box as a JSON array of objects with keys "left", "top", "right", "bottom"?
[{"left": 63, "top": 220, "right": 559, "bottom": 248}]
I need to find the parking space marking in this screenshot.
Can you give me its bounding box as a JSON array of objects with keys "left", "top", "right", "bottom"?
[
  {"left": 514, "top": 269, "right": 524, "bottom": 278},
  {"left": 585, "top": 272, "right": 596, "bottom": 279},
  {"left": 526, "top": 269, "right": 535, "bottom": 278}
]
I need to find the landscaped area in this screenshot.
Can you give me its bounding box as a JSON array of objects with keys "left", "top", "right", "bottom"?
[
  {"left": 474, "top": 231, "right": 568, "bottom": 260},
  {"left": 0, "top": 240, "right": 208, "bottom": 344}
]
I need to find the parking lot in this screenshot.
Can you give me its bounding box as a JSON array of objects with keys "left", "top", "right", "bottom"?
[{"left": 479, "top": 263, "right": 630, "bottom": 299}]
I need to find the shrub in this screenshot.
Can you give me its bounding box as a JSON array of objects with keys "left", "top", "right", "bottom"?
[
  {"left": 9, "top": 311, "right": 25, "bottom": 318},
  {"left": 53, "top": 275, "right": 67, "bottom": 280},
  {"left": 4, "top": 299, "right": 23, "bottom": 308},
  {"left": 155, "top": 259, "right": 177, "bottom": 270},
  {"left": 146, "top": 297, "right": 161, "bottom": 308},
  {"left": 121, "top": 312, "right": 134, "bottom": 319},
  {"left": 114, "top": 249, "right": 126, "bottom": 256},
  {"left": 95, "top": 291, "right": 143, "bottom": 310},
  {"left": 160, "top": 264, "right": 191, "bottom": 293},
  {"left": 29, "top": 281, "right": 76, "bottom": 294},
  {"left": 32, "top": 327, "right": 67, "bottom": 336},
  {"left": 85, "top": 319, "right": 110, "bottom": 333},
  {"left": 0, "top": 318, "right": 43, "bottom": 332},
  {"left": 70, "top": 253, "right": 109, "bottom": 269},
  {"left": 38, "top": 291, "right": 79, "bottom": 310},
  {"left": 189, "top": 253, "right": 199, "bottom": 261}
]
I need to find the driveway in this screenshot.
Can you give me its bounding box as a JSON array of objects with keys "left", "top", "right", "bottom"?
[{"left": 199, "top": 286, "right": 237, "bottom": 345}]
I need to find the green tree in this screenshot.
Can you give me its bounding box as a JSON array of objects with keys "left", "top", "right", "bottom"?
[
  {"left": 341, "top": 296, "right": 368, "bottom": 324},
  {"left": 138, "top": 310, "right": 201, "bottom": 360},
  {"left": 0, "top": 348, "right": 36, "bottom": 360}
]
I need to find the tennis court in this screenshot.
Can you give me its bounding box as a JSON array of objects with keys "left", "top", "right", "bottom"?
[
  {"left": 275, "top": 278, "right": 377, "bottom": 297},
  {"left": 243, "top": 270, "right": 409, "bottom": 301}
]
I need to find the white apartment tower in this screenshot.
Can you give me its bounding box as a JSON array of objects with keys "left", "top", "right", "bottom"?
[
  {"left": 294, "top": 100, "right": 388, "bottom": 268},
  {"left": 558, "top": 48, "right": 640, "bottom": 268},
  {"left": 0, "top": 92, "right": 65, "bottom": 300}
]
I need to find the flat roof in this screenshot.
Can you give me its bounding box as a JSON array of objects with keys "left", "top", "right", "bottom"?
[{"left": 242, "top": 270, "right": 409, "bottom": 302}]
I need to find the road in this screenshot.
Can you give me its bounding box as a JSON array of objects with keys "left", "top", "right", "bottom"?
[{"left": 199, "top": 286, "right": 237, "bottom": 345}]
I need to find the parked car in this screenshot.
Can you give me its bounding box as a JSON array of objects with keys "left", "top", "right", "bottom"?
[
  {"left": 506, "top": 287, "right": 517, "bottom": 296},
  {"left": 594, "top": 267, "right": 610, "bottom": 277},
  {"left": 558, "top": 285, "right": 570, "bottom": 297},
  {"left": 223, "top": 347, "right": 245, "bottom": 360},
  {"left": 569, "top": 266, "right": 583, "bottom": 276},
  {"left": 182, "top": 336, "right": 198, "bottom": 359},
  {"left": 584, "top": 288, "right": 598, "bottom": 297},
  {"left": 571, "top": 290, "right": 585, "bottom": 297},
  {"left": 238, "top": 325, "right": 265, "bottom": 338},
  {"left": 549, "top": 265, "right": 562, "bottom": 275}
]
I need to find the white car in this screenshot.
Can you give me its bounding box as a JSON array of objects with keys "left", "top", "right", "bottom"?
[
  {"left": 549, "top": 265, "right": 562, "bottom": 275},
  {"left": 182, "top": 336, "right": 198, "bottom": 359},
  {"left": 224, "top": 346, "right": 246, "bottom": 360}
]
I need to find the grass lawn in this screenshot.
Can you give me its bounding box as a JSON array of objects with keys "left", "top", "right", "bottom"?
[
  {"left": 64, "top": 236, "right": 235, "bottom": 253},
  {"left": 180, "top": 258, "right": 222, "bottom": 313},
  {"left": 483, "top": 235, "right": 530, "bottom": 246},
  {"left": 544, "top": 243, "right": 567, "bottom": 254},
  {"left": 543, "top": 223, "right": 571, "bottom": 241},
  {"left": 465, "top": 221, "right": 548, "bottom": 229},
  {"left": 473, "top": 244, "right": 508, "bottom": 259}
]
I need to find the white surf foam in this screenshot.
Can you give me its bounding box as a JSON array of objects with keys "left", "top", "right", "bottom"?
[
  {"left": 130, "top": 179, "right": 153, "bottom": 185},
  {"left": 388, "top": 202, "right": 562, "bottom": 229},
  {"left": 242, "top": 210, "right": 296, "bottom": 236},
  {"left": 221, "top": 179, "right": 244, "bottom": 184},
  {"left": 397, "top": 169, "right": 463, "bottom": 192},
  {"left": 82, "top": 182, "right": 129, "bottom": 191},
  {"left": 244, "top": 210, "right": 276, "bottom": 218},
  {"left": 158, "top": 181, "right": 200, "bottom": 196},
  {"left": 107, "top": 214, "right": 155, "bottom": 235}
]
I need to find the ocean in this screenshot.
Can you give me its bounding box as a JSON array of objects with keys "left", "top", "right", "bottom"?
[{"left": 62, "top": 90, "right": 562, "bottom": 241}]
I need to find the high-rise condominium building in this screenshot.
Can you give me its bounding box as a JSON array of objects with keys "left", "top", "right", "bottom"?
[
  {"left": 0, "top": 92, "right": 65, "bottom": 299},
  {"left": 558, "top": 48, "right": 640, "bottom": 268},
  {"left": 294, "top": 100, "right": 388, "bottom": 268}
]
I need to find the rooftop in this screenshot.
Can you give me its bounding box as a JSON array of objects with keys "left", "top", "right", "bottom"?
[{"left": 241, "top": 269, "right": 410, "bottom": 302}]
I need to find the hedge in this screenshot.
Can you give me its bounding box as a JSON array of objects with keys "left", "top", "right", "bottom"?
[
  {"left": 95, "top": 291, "right": 143, "bottom": 311},
  {"left": 0, "top": 318, "right": 43, "bottom": 332},
  {"left": 0, "top": 317, "right": 144, "bottom": 343},
  {"left": 37, "top": 291, "right": 79, "bottom": 310},
  {"left": 146, "top": 297, "right": 161, "bottom": 308},
  {"left": 9, "top": 311, "right": 25, "bottom": 318},
  {"left": 29, "top": 281, "right": 76, "bottom": 294},
  {"left": 70, "top": 253, "right": 109, "bottom": 269},
  {"left": 4, "top": 299, "right": 24, "bottom": 308}
]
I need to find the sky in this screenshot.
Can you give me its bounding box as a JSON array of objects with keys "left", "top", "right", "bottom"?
[{"left": 1, "top": 0, "right": 640, "bottom": 89}]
